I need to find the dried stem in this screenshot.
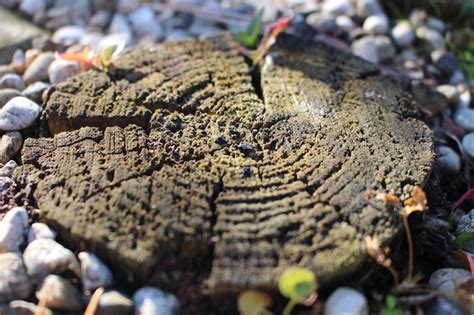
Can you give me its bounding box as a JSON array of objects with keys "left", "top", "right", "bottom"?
[
  {"left": 402, "top": 214, "right": 414, "bottom": 280},
  {"left": 84, "top": 287, "right": 105, "bottom": 315}
]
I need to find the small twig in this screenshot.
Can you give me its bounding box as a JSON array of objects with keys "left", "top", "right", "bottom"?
[
  {"left": 402, "top": 214, "right": 414, "bottom": 280},
  {"left": 84, "top": 287, "right": 105, "bottom": 315}
]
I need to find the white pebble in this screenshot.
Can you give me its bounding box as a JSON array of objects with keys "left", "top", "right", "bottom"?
[
  {"left": 391, "top": 20, "right": 414, "bottom": 47},
  {"left": 48, "top": 59, "right": 80, "bottom": 85},
  {"left": 0, "top": 252, "right": 33, "bottom": 303},
  {"left": 363, "top": 14, "right": 388, "bottom": 35},
  {"left": 23, "top": 238, "right": 80, "bottom": 281},
  {"left": 27, "top": 222, "right": 56, "bottom": 243},
  {"left": 0, "top": 74, "right": 25, "bottom": 91},
  {"left": 133, "top": 287, "right": 179, "bottom": 315},
  {"left": 36, "top": 275, "right": 83, "bottom": 311},
  {"left": 0, "top": 160, "right": 18, "bottom": 177},
  {"left": 435, "top": 146, "right": 461, "bottom": 175},
  {"left": 52, "top": 26, "right": 85, "bottom": 46},
  {"left": 416, "top": 26, "right": 445, "bottom": 51},
  {"left": 129, "top": 6, "right": 164, "bottom": 40},
  {"left": 352, "top": 36, "right": 378, "bottom": 64},
  {"left": 429, "top": 268, "right": 472, "bottom": 292},
  {"left": 356, "top": 0, "right": 383, "bottom": 18},
  {"left": 23, "top": 52, "right": 55, "bottom": 85},
  {"left": 0, "top": 131, "right": 23, "bottom": 164},
  {"left": 0, "top": 96, "right": 42, "bottom": 131},
  {"left": 78, "top": 252, "right": 113, "bottom": 291},
  {"left": 324, "top": 287, "right": 368, "bottom": 315},
  {"left": 322, "top": 0, "right": 354, "bottom": 16},
  {"left": 0, "top": 207, "right": 28, "bottom": 253},
  {"left": 335, "top": 15, "right": 356, "bottom": 33}
]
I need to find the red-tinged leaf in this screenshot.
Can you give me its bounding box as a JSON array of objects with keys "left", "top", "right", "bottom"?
[
  {"left": 452, "top": 188, "right": 474, "bottom": 210},
  {"left": 270, "top": 16, "right": 292, "bottom": 36},
  {"left": 465, "top": 252, "right": 474, "bottom": 276}
]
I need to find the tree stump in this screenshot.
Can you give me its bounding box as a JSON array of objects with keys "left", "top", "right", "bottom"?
[{"left": 14, "top": 34, "right": 433, "bottom": 294}]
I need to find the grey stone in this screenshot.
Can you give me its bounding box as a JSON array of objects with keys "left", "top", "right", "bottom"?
[
  {"left": 374, "top": 35, "right": 395, "bottom": 63},
  {"left": 455, "top": 209, "right": 474, "bottom": 234},
  {"left": 429, "top": 268, "right": 472, "bottom": 292},
  {"left": 109, "top": 13, "right": 132, "bottom": 36},
  {"left": 431, "top": 50, "right": 458, "bottom": 77},
  {"left": 323, "top": 287, "right": 369, "bottom": 315},
  {"left": 335, "top": 15, "right": 356, "bottom": 33},
  {"left": 356, "top": 0, "right": 383, "bottom": 18},
  {"left": 88, "top": 10, "right": 111, "bottom": 30},
  {"left": 391, "top": 20, "right": 415, "bottom": 47},
  {"left": 128, "top": 6, "right": 164, "bottom": 40},
  {"left": 10, "top": 49, "right": 25, "bottom": 75},
  {"left": 188, "top": 19, "right": 222, "bottom": 37},
  {"left": 22, "top": 52, "right": 55, "bottom": 85},
  {"left": 416, "top": 26, "right": 445, "bottom": 51},
  {"left": 352, "top": 36, "right": 378, "bottom": 64},
  {"left": 423, "top": 296, "right": 470, "bottom": 315},
  {"left": 449, "top": 70, "right": 465, "bottom": 85},
  {"left": 23, "top": 239, "right": 80, "bottom": 281},
  {"left": 78, "top": 252, "right": 113, "bottom": 291},
  {"left": 459, "top": 89, "right": 471, "bottom": 108},
  {"left": 0, "top": 89, "right": 21, "bottom": 108},
  {"left": 7, "top": 300, "right": 53, "bottom": 315},
  {"left": 427, "top": 17, "right": 446, "bottom": 33},
  {"left": 36, "top": 275, "right": 82, "bottom": 311},
  {"left": 0, "top": 8, "right": 47, "bottom": 64},
  {"left": 22, "top": 82, "right": 50, "bottom": 104},
  {"left": 306, "top": 12, "right": 340, "bottom": 36},
  {"left": 0, "top": 207, "right": 28, "bottom": 253},
  {"left": 0, "top": 97, "right": 42, "bottom": 131},
  {"left": 0, "top": 160, "right": 18, "bottom": 178},
  {"left": 133, "top": 287, "right": 179, "bottom": 315},
  {"left": 0, "top": 131, "right": 23, "bottom": 164},
  {"left": 51, "top": 26, "right": 85, "bottom": 46},
  {"left": 436, "top": 85, "right": 459, "bottom": 104},
  {"left": 96, "top": 290, "right": 133, "bottom": 315},
  {"left": 19, "top": 0, "right": 46, "bottom": 17},
  {"left": 48, "top": 59, "right": 80, "bottom": 85},
  {"left": 454, "top": 108, "right": 474, "bottom": 131},
  {"left": 463, "top": 133, "right": 474, "bottom": 161},
  {"left": 117, "top": 0, "right": 141, "bottom": 15},
  {"left": 0, "top": 252, "right": 33, "bottom": 303},
  {"left": 409, "top": 9, "right": 427, "bottom": 28},
  {"left": 0, "top": 177, "right": 13, "bottom": 195},
  {"left": 435, "top": 146, "right": 461, "bottom": 175},
  {"left": 0, "top": 74, "right": 25, "bottom": 91},
  {"left": 322, "top": 0, "right": 354, "bottom": 16},
  {"left": 363, "top": 14, "right": 388, "bottom": 35},
  {"left": 27, "top": 223, "right": 56, "bottom": 243},
  {"left": 0, "top": 66, "right": 14, "bottom": 78}
]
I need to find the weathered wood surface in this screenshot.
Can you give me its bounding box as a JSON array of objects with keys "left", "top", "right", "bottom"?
[{"left": 15, "top": 34, "right": 433, "bottom": 293}]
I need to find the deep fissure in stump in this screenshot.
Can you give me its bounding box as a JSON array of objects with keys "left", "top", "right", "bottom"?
[{"left": 14, "top": 34, "right": 433, "bottom": 293}]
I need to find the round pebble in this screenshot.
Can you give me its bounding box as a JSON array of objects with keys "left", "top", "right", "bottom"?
[
  {"left": 426, "top": 17, "right": 446, "bottom": 33},
  {"left": 19, "top": 0, "right": 47, "bottom": 16},
  {"left": 0, "top": 74, "right": 25, "bottom": 91},
  {"left": 462, "top": 133, "right": 474, "bottom": 161},
  {"left": 0, "top": 89, "right": 22, "bottom": 108},
  {"left": 435, "top": 146, "right": 461, "bottom": 175},
  {"left": 363, "top": 14, "right": 388, "bottom": 35},
  {"left": 455, "top": 107, "right": 474, "bottom": 131},
  {"left": 22, "top": 81, "right": 50, "bottom": 104},
  {"left": 374, "top": 35, "right": 395, "bottom": 63},
  {"left": 48, "top": 59, "right": 80, "bottom": 85},
  {"left": 0, "top": 96, "right": 42, "bottom": 131},
  {"left": 0, "top": 131, "right": 23, "bottom": 164},
  {"left": 23, "top": 238, "right": 80, "bottom": 281},
  {"left": 352, "top": 36, "right": 378, "bottom": 64},
  {"left": 416, "top": 26, "right": 445, "bottom": 51},
  {"left": 8, "top": 300, "right": 53, "bottom": 315},
  {"left": 133, "top": 287, "right": 180, "bottom": 315},
  {"left": 356, "top": 0, "right": 383, "bottom": 18},
  {"left": 306, "top": 12, "right": 340, "bottom": 36},
  {"left": 0, "top": 207, "right": 29, "bottom": 253},
  {"left": 322, "top": 0, "right": 354, "bottom": 16},
  {"left": 335, "top": 15, "right": 356, "bottom": 33},
  {"left": 96, "top": 290, "right": 133, "bottom": 315},
  {"left": 0, "top": 252, "right": 33, "bottom": 303},
  {"left": 323, "top": 287, "right": 369, "bottom": 315},
  {"left": 27, "top": 223, "right": 56, "bottom": 243},
  {"left": 456, "top": 209, "right": 474, "bottom": 234},
  {"left": 52, "top": 25, "right": 86, "bottom": 46},
  {"left": 109, "top": 13, "right": 132, "bottom": 36},
  {"left": 78, "top": 252, "right": 113, "bottom": 291},
  {"left": 431, "top": 50, "right": 458, "bottom": 77},
  {"left": 36, "top": 275, "right": 83, "bottom": 311},
  {"left": 459, "top": 89, "right": 471, "bottom": 108},
  {"left": 429, "top": 268, "right": 472, "bottom": 292},
  {"left": 391, "top": 20, "right": 414, "bottom": 47},
  {"left": 436, "top": 85, "right": 459, "bottom": 104},
  {"left": 23, "top": 52, "right": 55, "bottom": 85},
  {"left": 0, "top": 160, "right": 18, "bottom": 178},
  {"left": 128, "top": 6, "right": 164, "bottom": 40},
  {"left": 10, "top": 49, "right": 26, "bottom": 75}
]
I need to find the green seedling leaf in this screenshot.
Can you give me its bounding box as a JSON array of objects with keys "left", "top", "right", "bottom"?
[
  {"left": 237, "top": 290, "right": 273, "bottom": 315},
  {"left": 278, "top": 267, "right": 317, "bottom": 301},
  {"left": 235, "top": 9, "right": 264, "bottom": 49},
  {"left": 461, "top": 0, "right": 474, "bottom": 16},
  {"left": 100, "top": 45, "right": 118, "bottom": 66},
  {"left": 379, "top": 295, "right": 402, "bottom": 315},
  {"left": 455, "top": 232, "right": 474, "bottom": 253}
]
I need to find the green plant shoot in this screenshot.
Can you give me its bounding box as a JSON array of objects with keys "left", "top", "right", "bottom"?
[
  {"left": 278, "top": 267, "right": 317, "bottom": 315},
  {"left": 235, "top": 9, "right": 264, "bottom": 49},
  {"left": 237, "top": 290, "right": 273, "bottom": 315}
]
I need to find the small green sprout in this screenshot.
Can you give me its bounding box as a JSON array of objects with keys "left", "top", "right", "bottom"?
[
  {"left": 237, "top": 290, "right": 273, "bottom": 315},
  {"left": 379, "top": 295, "right": 402, "bottom": 315},
  {"left": 278, "top": 267, "right": 318, "bottom": 315},
  {"left": 235, "top": 9, "right": 264, "bottom": 49},
  {"left": 455, "top": 232, "right": 474, "bottom": 252}
]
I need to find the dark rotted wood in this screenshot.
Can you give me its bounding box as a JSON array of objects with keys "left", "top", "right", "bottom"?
[{"left": 14, "top": 34, "right": 433, "bottom": 294}]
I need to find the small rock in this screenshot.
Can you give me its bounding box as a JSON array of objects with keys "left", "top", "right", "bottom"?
[
  {"left": 400, "top": 49, "right": 417, "bottom": 61},
  {"left": 454, "top": 108, "right": 474, "bottom": 131},
  {"left": 23, "top": 52, "right": 55, "bottom": 85},
  {"left": 436, "top": 85, "right": 459, "bottom": 104},
  {"left": 188, "top": 19, "right": 222, "bottom": 37},
  {"left": 429, "top": 268, "right": 472, "bottom": 292},
  {"left": 80, "top": 32, "right": 103, "bottom": 49},
  {"left": 459, "top": 89, "right": 471, "bottom": 108},
  {"left": 0, "top": 252, "right": 33, "bottom": 302},
  {"left": 109, "top": 13, "right": 132, "bottom": 36},
  {"left": 0, "top": 160, "right": 18, "bottom": 178},
  {"left": 416, "top": 26, "right": 445, "bottom": 51},
  {"left": 322, "top": 0, "right": 354, "bottom": 16},
  {"left": 22, "top": 82, "right": 50, "bottom": 104},
  {"left": 0, "top": 207, "right": 28, "bottom": 253},
  {"left": 374, "top": 35, "right": 395, "bottom": 63},
  {"left": 88, "top": 10, "right": 111, "bottom": 30},
  {"left": 24, "top": 49, "right": 40, "bottom": 70},
  {"left": 0, "top": 89, "right": 21, "bottom": 108},
  {"left": 48, "top": 59, "right": 80, "bottom": 85},
  {"left": 0, "top": 131, "right": 23, "bottom": 164},
  {"left": 133, "top": 287, "right": 179, "bottom": 315},
  {"left": 352, "top": 36, "right": 378, "bottom": 64},
  {"left": 0, "top": 74, "right": 25, "bottom": 91},
  {"left": 363, "top": 14, "right": 388, "bottom": 35},
  {"left": 0, "top": 177, "right": 14, "bottom": 195},
  {"left": 423, "top": 296, "right": 470, "bottom": 315},
  {"left": 32, "top": 36, "right": 57, "bottom": 52},
  {"left": 0, "top": 97, "right": 42, "bottom": 131},
  {"left": 356, "top": 0, "right": 383, "bottom": 18},
  {"left": 96, "top": 290, "right": 133, "bottom": 315},
  {"left": 335, "top": 15, "right": 356, "bottom": 33},
  {"left": 463, "top": 133, "right": 474, "bottom": 161},
  {"left": 323, "top": 287, "right": 368, "bottom": 315},
  {"left": 306, "top": 12, "right": 340, "bottom": 36},
  {"left": 409, "top": 9, "right": 427, "bottom": 28},
  {"left": 129, "top": 6, "right": 164, "bottom": 40},
  {"left": 23, "top": 239, "right": 80, "bottom": 281},
  {"left": 456, "top": 209, "right": 474, "bottom": 234},
  {"left": 427, "top": 17, "right": 446, "bottom": 33},
  {"left": 36, "top": 275, "right": 82, "bottom": 311},
  {"left": 0, "top": 66, "right": 14, "bottom": 78},
  {"left": 10, "top": 49, "right": 26, "bottom": 75},
  {"left": 435, "top": 146, "right": 461, "bottom": 175},
  {"left": 391, "top": 20, "right": 415, "bottom": 47},
  {"left": 27, "top": 223, "right": 56, "bottom": 243},
  {"left": 78, "top": 252, "right": 113, "bottom": 291},
  {"left": 117, "top": 0, "right": 141, "bottom": 15},
  {"left": 431, "top": 50, "right": 458, "bottom": 78},
  {"left": 19, "top": 0, "right": 47, "bottom": 16},
  {"left": 449, "top": 70, "right": 466, "bottom": 85},
  {"left": 8, "top": 300, "right": 53, "bottom": 315},
  {"left": 52, "top": 26, "right": 86, "bottom": 46}
]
